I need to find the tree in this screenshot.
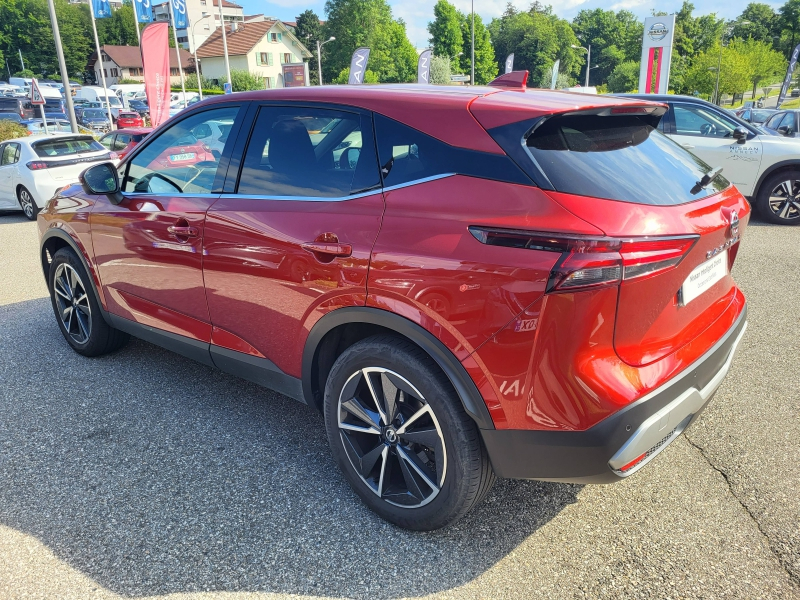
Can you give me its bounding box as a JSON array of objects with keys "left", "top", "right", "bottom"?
[
  {"left": 295, "top": 9, "right": 322, "bottom": 84},
  {"left": 428, "top": 0, "right": 462, "bottom": 61},
  {"left": 732, "top": 3, "right": 779, "bottom": 44},
  {"left": 780, "top": 0, "right": 800, "bottom": 57},
  {"left": 570, "top": 9, "right": 643, "bottom": 86},
  {"left": 429, "top": 54, "right": 451, "bottom": 84},
  {"left": 607, "top": 60, "right": 640, "bottom": 92},
  {"left": 322, "top": 0, "right": 417, "bottom": 83},
  {"left": 331, "top": 66, "right": 379, "bottom": 83},
  {"left": 738, "top": 37, "right": 786, "bottom": 95},
  {"left": 685, "top": 41, "right": 755, "bottom": 99},
  {"left": 459, "top": 12, "right": 497, "bottom": 84},
  {"left": 96, "top": 4, "right": 138, "bottom": 46},
  {"left": 489, "top": 3, "right": 581, "bottom": 87}
]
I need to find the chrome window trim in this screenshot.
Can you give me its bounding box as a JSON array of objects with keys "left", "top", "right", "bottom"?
[{"left": 121, "top": 192, "right": 222, "bottom": 199}]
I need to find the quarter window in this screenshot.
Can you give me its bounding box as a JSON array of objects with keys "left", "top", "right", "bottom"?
[
  {"left": 1, "top": 143, "right": 19, "bottom": 165},
  {"left": 236, "top": 106, "right": 379, "bottom": 198},
  {"left": 123, "top": 106, "right": 239, "bottom": 194}
]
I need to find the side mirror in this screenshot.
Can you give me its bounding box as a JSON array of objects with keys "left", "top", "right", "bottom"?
[
  {"left": 733, "top": 126, "right": 749, "bottom": 143},
  {"left": 777, "top": 125, "right": 789, "bottom": 136},
  {"left": 80, "top": 162, "right": 122, "bottom": 204}
]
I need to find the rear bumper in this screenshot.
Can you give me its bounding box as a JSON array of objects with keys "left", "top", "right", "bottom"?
[{"left": 480, "top": 305, "right": 748, "bottom": 483}]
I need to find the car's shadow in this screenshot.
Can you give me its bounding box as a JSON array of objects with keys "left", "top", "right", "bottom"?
[
  {"left": 0, "top": 297, "right": 580, "bottom": 599},
  {"left": 0, "top": 211, "right": 29, "bottom": 224}
]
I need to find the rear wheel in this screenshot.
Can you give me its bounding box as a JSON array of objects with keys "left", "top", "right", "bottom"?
[
  {"left": 756, "top": 171, "right": 800, "bottom": 225},
  {"left": 17, "top": 186, "right": 38, "bottom": 221},
  {"left": 48, "top": 247, "right": 129, "bottom": 356},
  {"left": 323, "top": 335, "right": 494, "bottom": 530}
]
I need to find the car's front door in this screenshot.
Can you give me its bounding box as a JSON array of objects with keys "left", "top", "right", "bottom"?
[
  {"left": 202, "top": 104, "right": 384, "bottom": 381},
  {"left": 0, "top": 142, "right": 20, "bottom": 208},
  {"left": 90, "top": 104, "right": 244, "bottom": 342},
  {"left": 668, "top": 102, "right": 763, "bottom": 196}
]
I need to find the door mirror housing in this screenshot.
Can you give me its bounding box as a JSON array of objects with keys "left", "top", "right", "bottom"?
[
  {"left": 777, "top": 125, "right": 790, "bottom": 136},
  {"left": 733, "top": 126, "right": 749, "bottom": 143},
  {"left": 80, "top": 162, "right": 122, "bottom": 204}
]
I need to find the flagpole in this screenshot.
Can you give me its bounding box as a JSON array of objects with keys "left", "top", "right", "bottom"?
[
  {"left": 167, "top": 0, "right": 187, "bottom": 104},
  {"left": 45, "top": 0, "right": 79, "bottom": 133},
  {"left": 217, "top": 0, "right": 232, "bottom": 90},
  {"left": 89, "top": 1, "right": 115, "bottom": 131}
]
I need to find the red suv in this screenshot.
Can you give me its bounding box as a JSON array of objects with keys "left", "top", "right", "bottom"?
[{"left": 38, "top": 76, "right": 749, "bottom": 530}]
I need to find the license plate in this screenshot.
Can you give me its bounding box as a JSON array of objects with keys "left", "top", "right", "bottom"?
[
  {"left": 169, "top": 152, "right": 195, "bottom": 161},
  {"left": 680, "top": 251, "right": 727, "bottom": 306}
]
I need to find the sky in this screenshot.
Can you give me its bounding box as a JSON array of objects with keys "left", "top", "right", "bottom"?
[{"left": 242, "top": 0, "right": 779, "bottom": 51}]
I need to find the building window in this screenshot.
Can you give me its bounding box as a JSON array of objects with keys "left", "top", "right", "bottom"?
[
  {"left": 204, "top": 23, "right": 209, "bottom": 29},
  {"left": 282, "top": 53, "right": 292, "bottom": 64},
  {"left": 264, "top": 77, "right": 276, "bottom": 89},
  {"left": 256, "top": 52, "right": 273, "bottom": 66},
  {"left": 103, "top": 69, "right": 108, "bottom": 77},
  {"left": 200, "top": 0, "right": 205, "bottom": 4},
  {"left": 111, "top": 68, "right": 118, "bottom": 77},
  {"left": 270, "top": 32, "right": 282, "bottom": 43}
]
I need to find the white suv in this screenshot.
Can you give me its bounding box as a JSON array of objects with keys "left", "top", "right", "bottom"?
[{"left": 621, "top": 94, "right": 800, "bottom": 225}]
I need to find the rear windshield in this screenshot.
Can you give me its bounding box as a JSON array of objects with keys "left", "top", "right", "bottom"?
[
  {"left": 33, "top": 137, "right": 105, "bottom": 157},
  {"left": 526, "top": 114, "right": 729, "bottom": 204},
  {"left": 0, "top": 98, "right": 20, "bottom": 108}
]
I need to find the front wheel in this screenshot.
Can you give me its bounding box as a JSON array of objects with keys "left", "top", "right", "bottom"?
[
  {"left": 756, "top": 171, "right": 800, "bottom": 225},
  {"left": 48, "top": 247, "right": 130, "bottom": 356},
  {"left": 323, "top": 335, "right": 494, "bottom": 530}
]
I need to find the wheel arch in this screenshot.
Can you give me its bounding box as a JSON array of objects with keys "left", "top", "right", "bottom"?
[
  {"left": 752, "top": 160, "right": 800, "bottom": 200},
  {"left": 302, "top": 307, "right": 495, "bottom": 430}
]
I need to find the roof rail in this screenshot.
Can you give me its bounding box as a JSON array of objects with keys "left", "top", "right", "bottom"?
[{"left": 488, "top": 70, "right": 528, "bottom": 90}]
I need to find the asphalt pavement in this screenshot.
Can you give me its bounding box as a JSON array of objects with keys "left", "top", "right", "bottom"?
[{"left": 0, "top": 210, "right": 797, "bottom": 600}]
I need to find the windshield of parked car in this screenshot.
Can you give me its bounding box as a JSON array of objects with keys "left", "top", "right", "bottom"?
[
  {"left": 84, "top": 110, "right": 106, "bottom": 118},
  {"left": 33, "top": 137, "right": 105, "bottom": 157},
  {"left": 751, "top": 110, "right": 774, "bottom": 124},
  {"left": 526, "top": 113, "right": 729, "bottom": 205}
]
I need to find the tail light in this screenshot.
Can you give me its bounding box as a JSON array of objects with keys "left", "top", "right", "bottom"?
[
  {"left": 469, "top": 227, "right": 698, "bottom": 293},
  {"left": 109, "top": 151, "right": 119, "bottom": 160},
  {"left": 26, "top": 161, "right": 49, "bottom": 170}
]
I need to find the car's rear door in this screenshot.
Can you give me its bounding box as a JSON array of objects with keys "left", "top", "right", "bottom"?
[
  {"left": 90, "top": 103, "right": 245, "bottom": 345},
  {"left": 667, "top": 102, "right": 762, "bottom": 196},
  {"left": 202, "top": 103, "right": 384, "bottom": 383},
  {"left": 0, "top": 143, "right": 20, "bottom": 208}
]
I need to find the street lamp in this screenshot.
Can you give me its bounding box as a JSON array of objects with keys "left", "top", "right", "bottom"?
[
  {"left": 571, "top": 43, "right": 591, "bottom": 87},
  {"left": 317, "top": 36, "right": 335, "bottom": 86},
  {"left": 713, "top": 21, "right": 749, "bottom": 105},
  {"left": 192, "top": 14, "right": 211, "bottom": 100}
]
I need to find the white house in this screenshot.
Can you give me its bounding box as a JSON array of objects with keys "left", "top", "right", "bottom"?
[
  {"left": 153, "top": 0, "right": 245, "bottom": 53},
  {"left": 196, "top": 20, "right": 312, "bottom": 89}
]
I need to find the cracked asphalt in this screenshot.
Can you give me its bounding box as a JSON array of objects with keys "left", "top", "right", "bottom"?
[{"left": 0, "top": 210, "right": 798, "bottom": 599}]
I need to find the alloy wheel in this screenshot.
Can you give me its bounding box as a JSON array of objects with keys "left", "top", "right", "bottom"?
[
  {"left": 337, "top": 367, "right": 447, "bottom": 508},
  {"left": 18, "top": 189, "right": 34, "bottom": 219},
  {"left": 768, "top": 179, "right": 800, "bottom": 220},
  {"left": 53, "top": 263, "right": 92, "bottom": 344}
]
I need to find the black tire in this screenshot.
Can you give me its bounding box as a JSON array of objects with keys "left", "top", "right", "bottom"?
[
  {"left": 323, "top": 335, "right": 495, "bottom": 530},
  {"left": 755, "top": 171, "right": 800, "bottom": 225},
  {"left": 48, "top": 247, "right": 130, "bottom": 357},
  {"left": 17, "top": 186, "right": 39, "bottom": 221}
]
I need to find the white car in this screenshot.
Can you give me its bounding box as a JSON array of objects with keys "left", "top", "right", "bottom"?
[
  {"left": 0, "top": 134, "right": 112, "bottom": 220},
  {"left": 622, "top": 94, "right": 800, "bottom": 225},
  {"left": 190, "top": 119, "right": 231, "bottom": 158}
]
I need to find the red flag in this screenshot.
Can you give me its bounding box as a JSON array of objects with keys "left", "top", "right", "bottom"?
[{"left": 141, "top": 23, "right": 171, "bottom": 128}]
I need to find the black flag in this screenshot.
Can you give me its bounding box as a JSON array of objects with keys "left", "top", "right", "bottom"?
[{"left": 777, "top": 43, "right": 800, "bottom": 108}]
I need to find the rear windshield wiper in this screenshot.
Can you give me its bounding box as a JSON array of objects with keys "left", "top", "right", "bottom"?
[{"left": 691, "top": 166, "right": 723, "bottom": 195}]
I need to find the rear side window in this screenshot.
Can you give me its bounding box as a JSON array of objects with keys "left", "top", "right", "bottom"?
[
  {"left": 374, "top": 114, "right": 529, "bottom": 188},
  {"left": 237, "top": 106, "right": 380, "bottom": 198},
  {"left": 526, "top": 114, "right": 729, "bottom": 205},
  {"left": 33, "top": 137, "right": 105, "bottom": 157},
  {"left": 0, "top": 98, "right": 19, "bottom": 109}
]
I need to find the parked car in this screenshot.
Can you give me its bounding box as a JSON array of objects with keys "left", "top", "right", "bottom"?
[
  {"left": 39, "top": 82, "right": 749, "bottom": 530},
  {"left": 0, "top": 96, "right": 35, "bottom": 119},
  {"left": 116, "top": 110, "right": 144, "bottom": 128},
  {"left": 128, "top": 99, "right": 149, "bottom": 118},
  {"left": 734, "top": 107, "right": 777, "bottom": 125},
  {"left": 0, "top": 113, "right": 23, "bottom": 123},
  {"left": 0, "top": 133, "right": 111, "bottom": 219},
  {"left": 20, "top": 119, "right": 96, "bottom": 136},
  {"left": 621, "top": 93, "right": 800, "bottom": 225},
  {"left": 79, "top": 108, "right": 112, "bottom": 132},
  {"left": 761, "top": 110, "right": 800, "bottom": 139},
  {"left": 98, "top": 127, "right": 152, "bottom": 161}
]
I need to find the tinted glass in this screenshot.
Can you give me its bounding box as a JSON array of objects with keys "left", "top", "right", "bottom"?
[
  {"left": 237, "top": 106, "right": 379, "bottom": 197},
  {"left": 779, "top": 112, "right": 796, "bottom": 132},
  {"left": 0, "top": 98, "right": 19, "bottom": 109},
  {"left": 123, "top": 106, "right": 239, "bottom": 194},
  {"left": 33, "top": 137, "right": 104, "bottom": 157},
  {"left": 374, "top": 114, "right": 527, "bottom": 188},
  {"left": 83, "top": 110, "right": 106, "bottom": 118},
  {"left": 99, "top": 134, "right": 114, "bottom": 149},
  {"left": 751, "top": 110, "right": 773, "bottom": 124},
  {"left": 765, "top": 113, "right": 783, "bottom": 129},
  {"left": 1, "top": 143, "right": 19, "bottom": 165},
  {"left": 526, "top": 114, "right": 729, "bottom": 205},
  {"left": 673, "top": 104, "right": 736, "bottom": 138},
  {"left": 113, "top": 135, "right": 130, "bottom": 150}
]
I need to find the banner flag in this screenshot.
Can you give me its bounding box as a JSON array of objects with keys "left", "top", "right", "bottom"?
[
  {"left": 142, "top": 23, "right": 171, "bottom": 127},
  {"left": 92, "top": 0, "right": 112, "bottom": 18},
  {"left": 550, "top": 60, "right": 559, "bottom": 89},
  {"left": 504, "top": 53, "right": 514, "bottom": 74},
  {"left": 777, "top": 43, "right": 800, "bottom": 108},
  {"left": 417, "top": 50, "right": 431, "bottom": 84},
  {"left": 348, "top": 48, "right": 370, "bottom": 84},
  {"left": 171, "top": 0, "right": 188, "bottom": 30},
  {"left": 134, "top": 0, "right": 153, "bottom": 24}
]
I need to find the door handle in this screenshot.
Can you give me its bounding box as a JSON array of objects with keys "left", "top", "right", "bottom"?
[
  {"left": 301, "top": 242, "right": 352, "bottom": 258},
  {"left": 168, "top": 225, "right": 199, "bottom": 237},
  {"left": 681, "top": 143, "right": 695, "bottom": 149}
]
